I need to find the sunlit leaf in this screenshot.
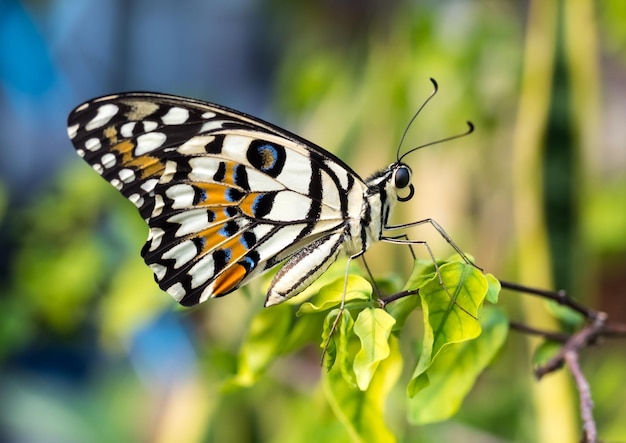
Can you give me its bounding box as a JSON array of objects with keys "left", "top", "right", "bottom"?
[
  {"left": 322, "top": 308, "right": 358, "bottom": 385},
  {"left": 353, "top": 308, "right": 396, "bottom": 390},
  {"left": 336, "top": 309, "right": 357, "bottom": 387},
  {"left": 484, "top": 273, "right": 501, "bottom": 304},
  {"left": 322, "top": 335, "right": 402, "bottom": 443},
  {"left": 407, "top": 262, "right": 488, "bottom": 396},
  {"left": 407, "top": 307, "right": 509, "bottom": 424},
  {"left": 385, "top": 259, "right": 432, "bottom": 332},
  {"left": 403, "top": 258, "right": 439, "bottom": 291},
  {"left": 321, "top": 308, "right": 339, "bottom": 371},
  {"left": 297, "top": 275, "right": 371, "bottom": 315}
]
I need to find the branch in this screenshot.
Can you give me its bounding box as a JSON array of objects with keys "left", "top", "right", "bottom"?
[
  {"left": 564, "top": 350, "right": 597, "bottom": 443},
  {"left": 379, "top": 289, "right": 419, "bottom": 306},
  {"left": 500, "top": 281, "right": 625, "bottom": 443},
  {"left": 499, "top": 280, "right": 592, "bottom": 318},
  {"left": 533, "top": 312, "right": 607, "bottom": 379},
  {"left": 508, "top": 321, "right": 570, "bottom": 343}
]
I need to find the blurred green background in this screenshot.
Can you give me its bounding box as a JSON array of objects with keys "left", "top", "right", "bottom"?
[{"left": 0, "top": 0, "right": 625, "bottom": 442}]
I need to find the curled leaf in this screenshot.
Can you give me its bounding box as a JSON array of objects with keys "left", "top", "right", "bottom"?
[{"left": 353, "top": 308, "right": 396, "bottom": 390}]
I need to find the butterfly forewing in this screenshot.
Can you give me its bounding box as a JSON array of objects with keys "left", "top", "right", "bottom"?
[{"left": 68, "top": 93, "right": 369, "bottom": 306}]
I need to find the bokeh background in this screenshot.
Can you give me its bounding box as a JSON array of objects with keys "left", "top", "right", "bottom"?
[{"left": 1, "top": 0, "right": 625, "bottom": 442}]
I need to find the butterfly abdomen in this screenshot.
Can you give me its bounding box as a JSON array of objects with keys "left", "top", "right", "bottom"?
[{"left": 265, "top": 231, "right": 347, "bottom": 306}]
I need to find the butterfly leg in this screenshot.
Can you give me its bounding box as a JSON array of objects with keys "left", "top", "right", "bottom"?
[
  {"left": 322, "top": 252, "right": 361, "bottom": 359},
  {"left": 380, "top": 233, "right": 416, "bottom": 261},
  {"left": 360, "top": 239, "right": 412, "bottom": 302},
  {"left": 383, "top": 217, "right": 481, "bottom": 271},
  {"left": 360, "top": 256, "right": 383, "bottom": 301},
  {"left": 381, "top": 236, "right": 445, "bottom": 287},
  {"left": 381, "top": 224, "right": 478, "bottom": 319}
]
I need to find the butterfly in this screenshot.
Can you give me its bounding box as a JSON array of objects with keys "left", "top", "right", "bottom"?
[{"left": 67, "top": 79, "right": 472, "bottom": 309}]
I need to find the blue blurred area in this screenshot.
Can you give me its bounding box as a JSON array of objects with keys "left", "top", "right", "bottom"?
[
  {"left": 128, "top": 312, "right": 197, "bottom": 387},
  {"left": 0, "top": 0, "right": 272, "bottom": 196},
  {"left": 0, "top": 1, "right": 271, "bottom": 440},
  {"left": 0, "top": 0, "right": 56, "bottom": 96}
]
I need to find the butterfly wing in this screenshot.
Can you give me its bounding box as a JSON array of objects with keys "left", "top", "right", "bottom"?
[{"left": 68, "top": 92, "right": 367, "bottom": 306}]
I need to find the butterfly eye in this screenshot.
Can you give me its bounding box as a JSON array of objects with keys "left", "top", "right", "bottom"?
[
  {"left": 394, "top": 165, "right": 411, "bottom": 189},
  {"left": 394, "top": 165, "right": 414, "bottom": 202}
]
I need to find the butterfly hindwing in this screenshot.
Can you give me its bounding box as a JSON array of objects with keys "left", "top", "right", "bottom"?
[{"left": 68, "top": 93, "right": 368, "bottom": 306}]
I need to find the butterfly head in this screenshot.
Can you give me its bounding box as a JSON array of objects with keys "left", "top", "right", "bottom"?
[
  {"left": 391, "top": 163, "right": 414, "bottom": 202},
  {"left": 366, "top": 162, "right": 414, "bottom": 208}
]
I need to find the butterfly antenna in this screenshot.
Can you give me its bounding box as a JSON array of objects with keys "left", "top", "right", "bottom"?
[
  {"left": 396, "top": 78, "right": 439, "bottom": 161},
  {"left": 398, "top": 121, "right": 474, "bottom": 163}
]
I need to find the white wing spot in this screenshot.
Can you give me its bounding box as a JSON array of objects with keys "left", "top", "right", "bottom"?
[
  {"left": 201, "top": 111, "right": 216, "bottom": 119},
  {"left": 85, "top": 138, "right": 102, "bottom": 152},
  {"left": 100, "top": 153, "right": 116, "bottom": 168},
  {"left": 147, "top": 227, "right": 164, "bottom": 251},
  {"left": 118, "top": 168, "right": 136, "bottom": 183},
  {"left": 129, "top": 193, "right": 144, "bottom": 208},
  {"left": 120, "top": 122, "right": 136, "bottom": 138},
  {"left": 67, "top": 124, "right": 79, "bottom": 139},
  {"left": 166, "top": 184, "right": 196, "bottom": 209},
  {"left": 250, "top": 224, "right": 273, "bottom": 240},
  {"left": 152, "top": 194, "right": 164, "bottom": 217},
  {"left": 149, "top": 262, "right": 167, "bottom": 280},
  {"left": 110, "top": 178, "right": 123, "bottom": 190},
  {"left": 200, "top": 285, "right": 215, "bottom": 303},
  {"left": 136, "top": 132, "right": 167, "bottom": 155},
  {"left": 161, "top": 160, "right": 178, "bottom": 184},
  {"left": 178, "top": 135, "right": 216, "bottom": 155},
  {"left": 166, "top": 282, "right": 186, "bottom": 301},
  {"left": 141, "top": 178, "right": 158, "bottom": 193},
  {"left": 86, "top": 104, "right": 119, "bottom": 131},
  {"left": 189, "top": 254, "right": 215, "bottom": 289},
  {"left": 143, "top": 121, "right": 158, "bottom": 131},
  {"left": 167, "top": 209, "right": 210, "bottom": 237},
  {"left": 200, "top": 120, "right": 225, "bottom": 133},
  {"left": 162, "top": 240, "right": 198, "bottom": 269},
  {"left": 93, "top": 164, "right": 103, "bottom": 174},
  {"left": 162, "top": 107, "right": 190, "bottom": 125},
  {"left": 76, "top": 149, "right": 85, "bottom": 157}
]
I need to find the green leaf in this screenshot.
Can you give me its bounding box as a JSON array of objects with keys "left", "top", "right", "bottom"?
[
  {"left": 321, "top": 309, "right": 340, "bottom": 370},
  {"left": 386, "top": 258, "right": 489, "bottom": 334},
  {"left": 385, "top": 259, "right": 434, "bottom": 332},
  {"left": 484, "top": 273, "right": 502, "bottom": 304},
  {"left": 403, "top": 258, "right": 439, "bottom": 290},
  {"left": 322, "top": 335, "right": 402, "bottom": 443},
  {"left": 353, "top": 308, "right": 396, "bottom": 390},
  {"left": 297, "top": 275, "right": 371, "bottom": 315},
  {"left": 322, "top": 308, "right": 358, "bottom": 385},
  {"left": 407, "top": 307, "right": 509, "bottom": 424},
  {"left": 225, "top": 303, "right": 293, "bottom": 389},
  {"left": 386, "top": 294, "right": 421, "bottom": 335},
  {"left": 407, "top": 262, "right": 488, "bottom": 396},
  {"left": 532, "top": 339, "right": 563, "bottom": 368},
  {"left": 336, "top": 310, "right": 357, "bottom": 387},
  {"left": 385, "top": 256, "right": 473, "bottom": 333},
  {"left": 545, "top": 300, "right": 585, "bottom": 329}
]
